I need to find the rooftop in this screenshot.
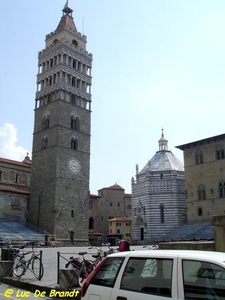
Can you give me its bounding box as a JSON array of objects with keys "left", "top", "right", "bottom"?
[
  {"left": 99, "top": 183, "right": 125, "bottom": 191},
  {"left": 0, "top": 154, "right": 31, "bottom": 168},
  {"left": 139, "top": 130, "right": 184, "bottom": 174},
  {"left": 176, "top": 133, "right": 225, "bottom": 150},
  {"left": 108, "top": 217, "right": 132, "bottom": 222}
]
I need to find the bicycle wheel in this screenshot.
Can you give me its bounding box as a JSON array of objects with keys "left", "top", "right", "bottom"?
[
  {"left": 13, "top": 256, "right": 26, "bottom": 277},
  {"left": 78, "top": 261, "right": 93, "bottom": 287},
  {"left": 32, "top": 257, "right": 44, "bottom": 280}
]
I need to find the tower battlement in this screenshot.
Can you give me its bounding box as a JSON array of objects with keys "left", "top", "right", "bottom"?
[
  {"left": 46, "top": 29, "right": 86, "bottom": 40},
  {"left": 38, "top": 38, "right": 92, "bottom": 59}
]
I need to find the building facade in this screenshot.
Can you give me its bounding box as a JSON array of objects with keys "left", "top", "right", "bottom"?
[
  {"left": 176, "top": 133, "right": 225, "bottom": 222},
  {"left": 132, "top": 131, "right": 186, "bottom": 243},
  {"left": 88, "top": 184, "right": 132, "bottom": 245},
  {"left": 0, "top": 155, "right": 31, "bottom": 222},
  {"left": 108, "top": 217, "right": 132, "bottom": 243},
  {"left": 28, "top": 1, "right": 92, "bottom": 243}
]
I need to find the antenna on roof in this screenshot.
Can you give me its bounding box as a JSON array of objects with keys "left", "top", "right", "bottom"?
[{"left": 82, "top": 17, "right": 84, "bottom": 34}]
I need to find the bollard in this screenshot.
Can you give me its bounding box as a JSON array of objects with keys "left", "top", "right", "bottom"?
[
  {"left": 59, "top": 268, "right": 80, "bottom": 290},
  {"left": 0, "top": 261, "right": 13, "bottom": 280}
]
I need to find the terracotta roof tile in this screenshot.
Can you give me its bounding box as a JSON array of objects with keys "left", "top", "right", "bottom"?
[
  {"left": 0, "top": 157, "right": 31, "bottom": 168},
  {"left": 108, "top": 217, "right": 131, "bottom": 222},
  {"left": 0, "top": 184, "right": 29, "bottom": 194},
  {"left": 106, "top": 184, "right": 124, "bottom": 190},
  {"left": 90, "top": 194, "right": 100, "bottom": 198}
]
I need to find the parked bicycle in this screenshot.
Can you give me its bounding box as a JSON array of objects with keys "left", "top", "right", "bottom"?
[
  {"left": 65, "top": 251, "right": 94, "bottom": 286},
  {"left": 11, "top": 242, "right": 44, "bottom": 280},
  {"left": 65, "top": 244, "right": 116, "bottom": 286}
]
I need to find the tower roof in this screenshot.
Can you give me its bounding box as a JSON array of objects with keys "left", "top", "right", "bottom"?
[
  {"left": 139, "top": 130, "right": 184, "bottom": 174},
  {"left": 63, "top": 0, "right": 73, "bottom": 15},
  {"left": 56, "top": 0, "right": 77, "bottom": 33}
]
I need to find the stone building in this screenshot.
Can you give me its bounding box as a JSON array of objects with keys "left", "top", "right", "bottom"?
[
  {"left": 88, "top": 184, "right": 132, "bottom": 245},
  {"left": 28, "top": 1, "right": 92, "bottom": 243},
  {"left": 132, "top": 131, "right": 186, "bottom": 243},
  {"left": 0, "top": 155, "right": 31, "bottom": 222},
  {"left": 176, "top": 133, "right": 225, "bottom": 222}
]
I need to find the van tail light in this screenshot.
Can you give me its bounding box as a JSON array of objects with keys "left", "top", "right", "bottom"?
[{"left": 81, "top": 258, "right": 108, "bottom": 297}]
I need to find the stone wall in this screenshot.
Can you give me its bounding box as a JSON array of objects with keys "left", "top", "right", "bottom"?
[
  {"left": 211, "top": 214, "right": 225, "bottom": 252},
  {"left": 159, "top": 241, "right": 214, "bottom": 251}
]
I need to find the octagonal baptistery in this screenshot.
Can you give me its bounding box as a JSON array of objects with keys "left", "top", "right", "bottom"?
[{"left": 131, "top": 130, "right": 186, "bottom": 243}]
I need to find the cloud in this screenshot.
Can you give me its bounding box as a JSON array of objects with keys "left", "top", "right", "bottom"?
[{"left": 0, "top": 123, "right": 29, "bottom": 161}]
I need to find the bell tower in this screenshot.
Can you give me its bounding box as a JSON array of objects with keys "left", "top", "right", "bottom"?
[{"left": 29, "top": 1, "right": 92, "bottom": 244}]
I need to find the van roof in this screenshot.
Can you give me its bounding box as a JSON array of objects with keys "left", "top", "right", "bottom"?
[{"left": 109, "top": 250, "right": 225, "bottom": 262}]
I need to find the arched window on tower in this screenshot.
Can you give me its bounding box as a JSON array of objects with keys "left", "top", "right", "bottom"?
[
  {"left": 198, "top": 184, "right": 206, "bottom": 200},
  {"left": 45, "top": 117, "right": 50, "bottom": 129},
  {"left": 71, "top": 209, "right": 74, "bottom": 218},
  {"left": 71, "top": 115, "right": 80, "bottom": 131},
  {"left": 72, "top": 40, "right": 78, "bottom": 48},
  {"left": 71, "top": 135, "right": 78, "bottom": 150},
  {"left": 219, "top": 182, "right": 225, "bottom": 198},
  {"left": 42, "top": 111, "right": 50, "bottom": 130},
  {"left": 42, "top": 134, "right": 48, "bottom": 149},
  {"left": 52, "top": 39, "right": 58, "bottom": 45},
  {"left": 89, "top": 217, "right": 94, "bottom": 230},
  {"left": 195, "top": 149, "right": 203, "bottom": 164}
]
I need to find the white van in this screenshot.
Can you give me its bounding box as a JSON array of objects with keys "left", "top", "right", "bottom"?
[{"left": 81, "top": 250, "right": 225, "bottom": 300}]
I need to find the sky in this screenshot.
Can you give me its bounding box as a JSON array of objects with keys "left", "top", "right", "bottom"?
[{"left": 0, "top": 0, "right": 225, "bottom": 195}]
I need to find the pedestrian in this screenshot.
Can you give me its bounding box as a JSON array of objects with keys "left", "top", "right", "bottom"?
[{"left": 118, "top": 237, "right": 130, "bottom": 252}]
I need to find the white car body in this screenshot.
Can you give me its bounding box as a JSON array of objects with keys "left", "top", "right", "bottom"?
[{"left": 81, "top": 250, "right": 225, "bottom": 300}]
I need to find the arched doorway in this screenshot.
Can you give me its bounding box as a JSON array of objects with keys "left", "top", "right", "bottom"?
[
  {"left": 70, "top": 231, "right": 74, "bottom": 243},
  {"left": 89, "top": 217, "right": 94, "bottom": 230}
]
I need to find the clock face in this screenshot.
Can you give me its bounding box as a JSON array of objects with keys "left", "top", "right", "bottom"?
[{"left": 68, "top": 158, "right": 81, "bottom": 174}]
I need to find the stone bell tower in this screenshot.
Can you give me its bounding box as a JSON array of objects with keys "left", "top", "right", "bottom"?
[{"left": 29, "top": 1, "right": 92, "bottom": 244}]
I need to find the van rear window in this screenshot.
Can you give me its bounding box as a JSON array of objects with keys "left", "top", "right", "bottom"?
[
  {"left": 182, "top": 259, "right": 225, "bottom": 299},
  {"left": 91, "top": 257, "right": 124, "bottom": 287}
]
